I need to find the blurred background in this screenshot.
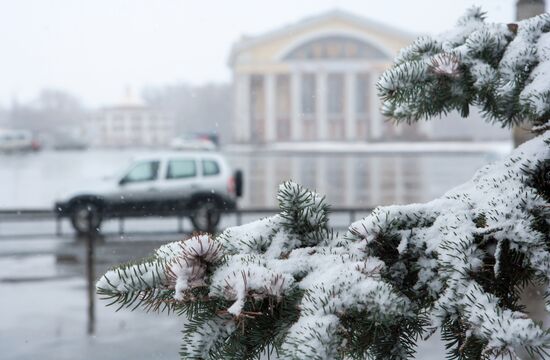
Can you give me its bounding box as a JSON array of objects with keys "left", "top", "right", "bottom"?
[{"left": 0, "top": 0, "right": 546, "bottom": 359}]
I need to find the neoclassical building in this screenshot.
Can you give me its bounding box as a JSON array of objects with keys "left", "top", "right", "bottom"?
[{"left": 228, "top": 10, "right": 435, "bottom": 144}]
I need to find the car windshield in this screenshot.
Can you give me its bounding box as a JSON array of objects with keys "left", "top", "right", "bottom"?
[{"left": 122, "top": 160, "right": 159, "bottom": 183}]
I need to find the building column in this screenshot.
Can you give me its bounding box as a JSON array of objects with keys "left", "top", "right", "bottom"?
[
  {"left": 345, "top": 156, "right": 355, "bottom": 206},
  {"left": 264, "top": 73, "right": 276, "bottom": 143},
  {"left": 316, "top": 71, "right": 328, "bottom": 141},
  {"left": 316, "top": 157, "right": 326, "bottom": 198},
  {"left": 368, "top": 70, "right": 383, "bottom": 140},
  {"left": 394, "top": 158, "right": 404, "bottom": 204},
  {"left": 291, "top": 156, "right": 300, "bottom": 185},
  {"left": 369, "top": 157, "right": 382, "bottom": 206},
  {"left": 265, "top": 156, "right": 276, "bottom": 207},
  {"left": 290, "top": 71, "right": 302, "bottom": 141},
  {"left": 345, "top": 72, "right": 357, "bottom": 141},
  {"left": 234, "top": 73, "right": 251, "bottom": 143}
]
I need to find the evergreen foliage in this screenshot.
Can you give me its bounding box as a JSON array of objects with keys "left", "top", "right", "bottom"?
[
  {"left": 378, "top": 7, "right": 550, "bottom": 130},
  {"left": 98, "top": 8, "right": 550, "bottom": 359}
]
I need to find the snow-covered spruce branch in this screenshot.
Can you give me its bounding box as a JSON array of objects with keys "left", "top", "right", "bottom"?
[
  {"left": 97, "top": 8, "right": 550, "bottom": 359},
  {"left": 97, "top": 132, "right": 549, "bottom": 359},
  {"left": 378, "top": 7, "right": 550, "bottom": 128}
]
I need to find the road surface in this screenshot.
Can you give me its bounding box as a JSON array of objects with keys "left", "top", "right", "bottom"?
[{"left": 0, "top": 234, "right": 446, "bottom": 360}]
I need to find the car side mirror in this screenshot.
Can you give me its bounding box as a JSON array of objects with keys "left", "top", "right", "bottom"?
[{"left": 119, "top": 178, "right": 127, "bottom": 186}]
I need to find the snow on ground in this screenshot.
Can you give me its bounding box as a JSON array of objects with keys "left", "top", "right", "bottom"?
[{"left": 226, "top": 140, "right": 512, "bottom": 154}]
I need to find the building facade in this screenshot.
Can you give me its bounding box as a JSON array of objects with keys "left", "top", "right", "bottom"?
[
  {"left": 228, "top": 10, "right": 436, "bottom": 144},
  {"left": 229, "top": 10, "right": 511, "bottom": 144},
  {"left": 90, "top": 97, "right": 175, "bottom": 148}
]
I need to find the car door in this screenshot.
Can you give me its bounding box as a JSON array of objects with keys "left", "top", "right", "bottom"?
[
  {"left": 113, "top": 159, "right": 162, "bottom": 214},
  {"left": 159, "top": 157, "right": 199, "bottom": 210}
]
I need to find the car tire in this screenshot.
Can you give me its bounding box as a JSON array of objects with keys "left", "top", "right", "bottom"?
[
  {"left": 190, "top": 200, "right": 221, "bottom": 233},
  {"left": 71, "top": 202, "right": 102, "bottom": 235}
]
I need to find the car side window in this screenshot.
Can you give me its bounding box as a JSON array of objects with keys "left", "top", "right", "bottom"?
[
  {"left": 202, "top": 159, "right": 220, "bottom": 176},
  {"left": 167, "top": 159, "right": 197, "bottom": 179},
  {"left": 123, "top": 161, "right": 159, "bottom": 183}
]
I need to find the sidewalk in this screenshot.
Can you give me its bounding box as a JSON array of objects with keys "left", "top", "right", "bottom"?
[
  {"left": 1, "top": 276, "right": 445, "bottom": 360},
  {"left": 0, "top": 245, "right": 447, "bottom": 359}
]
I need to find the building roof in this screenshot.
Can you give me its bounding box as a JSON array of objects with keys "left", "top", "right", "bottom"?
[{"left": 228, "top": 9, "right": 418, "bottom": 66}]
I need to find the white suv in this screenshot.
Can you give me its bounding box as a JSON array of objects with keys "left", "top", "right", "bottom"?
[{"left": 55, "top": 152, "right": 242, "bottom": 234}]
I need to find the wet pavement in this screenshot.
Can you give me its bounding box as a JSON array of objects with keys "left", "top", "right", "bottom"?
[
  {"left": 0, "top": 234, "right": 185, "bottom": 360},
  {"left": 0, "top": 233, "right": 450, "bottom": 360}
]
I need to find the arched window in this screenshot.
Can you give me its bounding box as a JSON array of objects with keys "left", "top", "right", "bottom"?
[{"left": 283, "top": 36, "right": 388, "bottom": 61}]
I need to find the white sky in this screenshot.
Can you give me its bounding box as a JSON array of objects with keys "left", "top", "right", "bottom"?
[{"left": 0, "top": 0, "right": 536, "bottom": 107}]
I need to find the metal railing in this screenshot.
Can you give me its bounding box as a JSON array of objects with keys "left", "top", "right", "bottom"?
[{"left": 0, "top": 207, "right": 374, "bottom": 237}]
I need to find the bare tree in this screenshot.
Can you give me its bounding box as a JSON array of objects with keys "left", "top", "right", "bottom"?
[{"left": 142, "top": 83, "right": 231, "bottom": 144}]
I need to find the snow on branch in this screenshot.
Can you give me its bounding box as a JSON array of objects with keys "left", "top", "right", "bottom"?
[
  {"left": 97, "top": 132, "right": 549, "bottom": 359},
  {"left": 97, "top": 8, "right": 550, "bottom": 359},
  {"left": 378, "top": 6, "right": 550, "bottom": 128}
]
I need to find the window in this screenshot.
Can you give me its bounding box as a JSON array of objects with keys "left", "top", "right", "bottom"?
[
  {"left": 356, "top": 73, "right": 369, "bottom": 114},
  {"left": 123, "top": 161, "right": 159, "bottom": 183},
  {"left": 202, "top": 159, "right": 220, "bottom": 176},
  {"left": 301, "top": 73, "right": 316, "bottom": 114},
  {"left": 250, "top": 75, "right": 265, "bottom": 119},
  {"left": 327, "top": 73, "right": 344, "bottom": 114},
  {"left": 276, "top": 74, "right": 291, "bottom": 140},
  {"left": 276, "top": 74, "right": 290, "bottom": 117},
  {"left": 167, "top": 159, "right": 196, "bottom": 179},
  {"left": 250, "top": 75, "right": 266, "bottom": 140}
]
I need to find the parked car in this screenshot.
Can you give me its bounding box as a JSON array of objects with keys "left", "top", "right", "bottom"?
[
  {"left": 48, "top": 131, "right": 89, "bottom": 150},
  {"left": 0, "top": 129, "right": 40, "bottom": 152},
  {"left": 170, "top": 133, "right": 217, "bottom": 151},
  {"left": 55, "top": 152, "right": 243, "bottom": 234}
]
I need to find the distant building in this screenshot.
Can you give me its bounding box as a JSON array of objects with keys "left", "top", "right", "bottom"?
[
  {"left": 229, "top": 10, "right": 510, "bottom": 144},
  {"left": 90, "top": 92, "right": 175, "bottom": 148}
]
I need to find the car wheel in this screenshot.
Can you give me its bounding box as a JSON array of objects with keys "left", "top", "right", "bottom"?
[
  {"left": 191, "top": 200, "right": 221, "bottom": 233},
  {"left": 71, "top": 202, "right": 102, "bottom": 235}
]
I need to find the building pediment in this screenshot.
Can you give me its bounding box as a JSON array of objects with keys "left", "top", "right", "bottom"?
[
  {"left": 282, "top": 35, "right": 390, "bottom": 61},
  {"left": 228, "top": 9, "right": 416, "bottom": 69}
]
